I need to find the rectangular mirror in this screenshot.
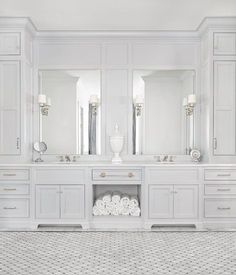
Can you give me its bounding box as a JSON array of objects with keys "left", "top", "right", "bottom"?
[
  {"left": 133, "top": 70, "right": 196, "bottom": 155},
  {"left": 39, "top": 70, "right": 101, "bottom": 155}
]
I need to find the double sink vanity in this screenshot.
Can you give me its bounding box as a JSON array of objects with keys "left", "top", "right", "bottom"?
[
  {"left": 1, "top": 162, "right": 236, "bottom": 230},
  {"left": 0, "top": 16, "right": 236, "bottom": 230}
]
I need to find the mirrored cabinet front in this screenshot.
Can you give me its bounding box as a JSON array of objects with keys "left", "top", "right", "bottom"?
[
  {"left": 38, "top": 70, "right": 101, "bottom": 155},
  {"left": 133, "top": 70, "right": 196, "bottom": 156}
]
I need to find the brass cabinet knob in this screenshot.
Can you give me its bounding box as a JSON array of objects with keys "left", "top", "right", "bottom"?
[{"left": 100, "top": 172, "right": 106, "bottom": 178}]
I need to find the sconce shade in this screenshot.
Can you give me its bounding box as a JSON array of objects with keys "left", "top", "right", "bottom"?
[
  {"left": 38, "top": 94, "right": 47, "bottom": 104},
  {"left": 135, "top": 95, "right": 144, "bottom": 105},
  {"left": 89, "top": 95, "right": 99, "bottom": 104},
  {"left": 188, "top": 94, "right": 196, "bottom": 104}
]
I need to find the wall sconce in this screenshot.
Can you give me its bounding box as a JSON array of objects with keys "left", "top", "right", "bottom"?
[
  {"left": 183, "top": 94, "right": 196, "bottom": 116},
  {"left": 89, "top": 95, "right": 99, "bottom": 115},
  {"left": 134, "top": 95, "right": 144, "bottom": 116},
  {"left": 38, "top": 94, "right": 51, "bottom": 116}
]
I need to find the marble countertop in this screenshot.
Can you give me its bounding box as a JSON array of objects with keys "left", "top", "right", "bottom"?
[{"left": 0, "top": 161, "right": 236, "bottom": 167}]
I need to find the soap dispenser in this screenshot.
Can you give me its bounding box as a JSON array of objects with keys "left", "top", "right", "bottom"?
[{"left": 110, "top": 124, "right": 124, "bottom": 163}]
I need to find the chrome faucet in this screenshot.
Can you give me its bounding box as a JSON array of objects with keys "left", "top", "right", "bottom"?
[
  {"left": 65, "top": 155, "right": 71, "bottom": 162},
  {"left": 162, "top": 155, "right": 169, "bottom": 162}
]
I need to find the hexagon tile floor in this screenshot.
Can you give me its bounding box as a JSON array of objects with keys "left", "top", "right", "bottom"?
[{"left": 0, "top": 232, "right": 236, "bottom": 275}]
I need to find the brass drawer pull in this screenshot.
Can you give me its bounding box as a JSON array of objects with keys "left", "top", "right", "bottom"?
[
  {"left": 217, "top": 207, "right": 231, "bottom": 210},
  {"left": 217, "top": 174, "right": 231, "bottom": 177},
  {"left": 3, "top": 207, "right": 17, "bottom": 210},
  {"left": 128, "top": 172, "right": 134, "bottom": 178},
  {"left": 100, "top": 172, "right": 106, "bottom": 178},
  {"left": 217, "top": 188, "right": 231, "bottom": 192},
  {"left": 3, "top": 173, "right": 17, "bottom": 177},
  {"left": 3, "top": 188, "right": 17, "bottom": 191}
]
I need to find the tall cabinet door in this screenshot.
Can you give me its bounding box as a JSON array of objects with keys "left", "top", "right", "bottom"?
[
  {"left": 148, "top": 185, "right": 173, "bottom": 219},
  {"left": 214, "top": 61, "right": 236, "bottom": 155},
  {"left": 174, "top": 185, "right": 198, "bottom": 219},
  {"left": 0, "top": 61, "right": 20, "bottom": 155},
  {"left": 60, "top": 185, "right": 84, "bottom": 219},
  {"left": 36, "top": 185, "right": 60, "bottom": 219}
]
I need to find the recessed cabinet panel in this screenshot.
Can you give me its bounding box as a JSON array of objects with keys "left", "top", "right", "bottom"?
[
  {"left": 0, "top": 33, "right": 20, "bottom": 55},
  {"left": 214, "top": 61, "right": 236, "bottom": 155},
  {"left": 0, "top": 198, "right": 29, "bottom": 218},
  {"left": 205, "top": 198, "right": 236, "bottom": 218},
  {"left": 174, "top": 185, "right": 198, "bottom": 219},
  {"left": 60, "top": 185, "right": 84, "bottom": 219},
  {"left": 214, "top": 33, "right": 236, "bottom": 56},
  {"left": 149, "top": 185, "right": 173, "bottom": 219},
  {"left": 0, "top": 61, "right": 20, "bottom": 155},
  {"left": 36, "top": 185, "right": 60, "bottom": 219}
]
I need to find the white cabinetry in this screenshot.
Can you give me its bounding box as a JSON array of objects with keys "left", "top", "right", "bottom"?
[
  {"left": 0, "top": 33, "right": 20, "bottom": 55},
  {"left": 213, "top": 61, "right": 236, "bottom": 155},
  {"left": 0, "top": 61, "right": 20, "bottom": 155},
  {"left": 149, "top": 184, "right": 198, "bottom": 219},
  {"left": 214, "top": 33, "right": 236, "bottom": 56},
  {"left": 36, "top": 185, "right": 84, "bottom": 219}
]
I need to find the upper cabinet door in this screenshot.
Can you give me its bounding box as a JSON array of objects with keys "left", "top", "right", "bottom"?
[
  {"left": 0, "top": 33, "right": 21, "bottom": 55},
  {"left": 0, "top": 61, "right": 21, "bottom": 155},
  {"left": 214, "top": 61, "right": 236, "bottom": 155},
  {"left": 214, "top": 33, "right": 236, "bottom": 56}
]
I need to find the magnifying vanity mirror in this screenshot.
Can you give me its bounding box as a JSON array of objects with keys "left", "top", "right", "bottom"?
[
  {"left": 38, "top": 70, "right": 101, "bottom": 155},
  {"left": 133, "top": 69, "right": 196, "bottom": 156}
]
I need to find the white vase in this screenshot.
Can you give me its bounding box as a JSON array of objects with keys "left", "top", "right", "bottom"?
[{"left": 110, "top": 124, "right": 124, "bottom": 163}]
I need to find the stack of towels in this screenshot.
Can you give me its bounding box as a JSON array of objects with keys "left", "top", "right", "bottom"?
[{"left": 92, "top": 191, "right": 141, "bottom": 216}]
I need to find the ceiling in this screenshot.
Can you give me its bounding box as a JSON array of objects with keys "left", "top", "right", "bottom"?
[{"left": 0, "top": 0, "right": 235, "bottom": 31}]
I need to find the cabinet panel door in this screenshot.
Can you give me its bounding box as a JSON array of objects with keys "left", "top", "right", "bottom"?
[
  {"left": 0, "top": 33, "right": 20, "bottom": 55},
  {"left": 174, "top": 185, "right": 198, "bottom": 219},
  {"left": 0, "top": 61, "right": 20, "bottom": 155},
  {"left": 214, "top": 61, "right": 236, "bottom": 155},
  {"left": 61, "top": 185, "right": 84, "bottom": 219},
  {"left": 36, "top": 185, "right": 60, "bottom": 219},
  {"left": 214, "top": 33, "right": 236, "bottom": 56},
  {"left": 149, "top": 185, "right": 173, "bottom": 219}
]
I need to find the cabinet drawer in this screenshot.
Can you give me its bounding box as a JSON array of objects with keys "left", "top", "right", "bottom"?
[
  {"left": 205, "top": 199, "right": 236, "bottom": 218},
  {"left": 0, "top": 169, "right": 29, "bottom": 181},
  {"left": 0, "top": 33, "right": 21, "bottom": 55},
  {"left": 36, "top": 169, "right": 85, "bottom": 184},
  {"left": 92, "top": 169, "right": 142, "bottom": 181},
  {"left": 0, "top": 199, "right": 29, "bottom": 218},
  {"left": 204, "top": 169, "right": 236, "bottom": 181},
  {"left": 147, "top": 168, "right": 199, "bottom": 183},
  {"left": 205, "top": 185, "right": 236, "bottom": 195},
  {"left": 0, "top": 184, "right": 29, "bottom": 195}
]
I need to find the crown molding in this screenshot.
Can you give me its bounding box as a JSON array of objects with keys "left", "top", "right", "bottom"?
[
  {"left": 0, "top": 16, "right": 235, "bottom": 40},
  {"left": 0, "top": 17, "right": 37, "bottom": 36},
  {"left": 197, "top": 17, "right": 236, "bottom": 36}
]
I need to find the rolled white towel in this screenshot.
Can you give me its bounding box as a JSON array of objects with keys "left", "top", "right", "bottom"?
[
  {"left": 93, "top": 205, "right": 101, "bottom": 216},
  {"left": 129, "top": 196, "right": 139, "bottom": 208},
  {"left": 120, "top": 194, "right": 130, "bottom": 208},
  {"left": 102, "top": 192, "right": 112, "bottom": 204},
  {"left": 130, "top": 206, "right": 141, "bottom": 217},
  {"left": 110, "top": 208, "right": 119, "bottom": 216},
  {"left": 120, "top": 206, "right": 130, "bottom": 216},
  {"left": 95, "top": 197, "right": 105, "bottom": 209},
  {"left": 112, "top": 191, "right": 121, "bottom": 203},
  {"left": 100, "top": 208, "right": 110, "bottom": 216},
  {"left": 105, "top": 201, "right": 115, "bottom": 212}
]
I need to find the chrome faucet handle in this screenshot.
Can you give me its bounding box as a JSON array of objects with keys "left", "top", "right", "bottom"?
[
  {"left": 154, "top": 155, "right": 161, "bottom": 162},
  {"left": 72, "top": 155, "right": 80, "bottom": 162},
  {"left": 57, "top": 155, "right": 64, "bottom": 162}
]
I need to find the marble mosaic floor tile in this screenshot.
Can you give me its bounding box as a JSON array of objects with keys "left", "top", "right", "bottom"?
[{"left": 0, "top": 232, "right": 236, "bottom": 275}]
